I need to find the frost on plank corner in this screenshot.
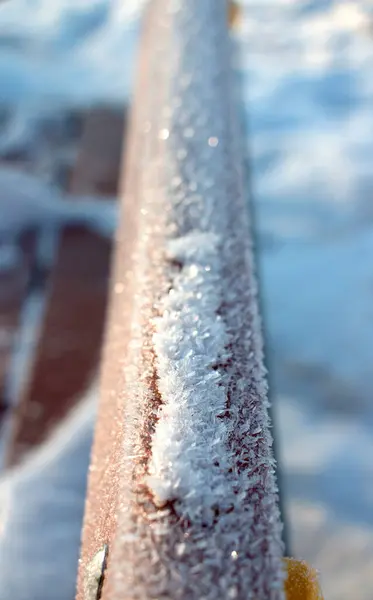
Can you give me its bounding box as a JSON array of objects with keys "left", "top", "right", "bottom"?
[{"left": 146, "top": 231, "right": 235, "bottom": 521}]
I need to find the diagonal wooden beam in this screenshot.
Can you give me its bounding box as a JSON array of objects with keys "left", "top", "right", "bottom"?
[
  {"left": 5, "top": 108, "right": 124, "bottom": 466},
  {"left": 77, "top": 2, "right": 285, "bottom": 599}
]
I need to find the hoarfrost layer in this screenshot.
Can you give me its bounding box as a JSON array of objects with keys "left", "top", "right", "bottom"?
[{"left": 148, "top": 232, "right": 231, "bottom": 518}]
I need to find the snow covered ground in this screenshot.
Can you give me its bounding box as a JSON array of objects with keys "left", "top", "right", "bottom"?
[
  {"left": 238, "top": 2, "right": 373, "bottom": 597},
  {"left": 1, "top": 0, "right": 373, "bottom": 598}
]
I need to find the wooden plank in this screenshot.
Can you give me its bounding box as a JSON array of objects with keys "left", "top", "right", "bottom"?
[
  {"left": 6, "top": 108, "right": 124, "bottom": 465},
  {"left": 76, "top": 3, "right": 284, "bottom": 600}
]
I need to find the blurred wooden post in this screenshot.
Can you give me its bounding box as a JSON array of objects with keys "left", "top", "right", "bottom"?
[{"left": 5, "top": 108, "right": 124, "bottom": 466}]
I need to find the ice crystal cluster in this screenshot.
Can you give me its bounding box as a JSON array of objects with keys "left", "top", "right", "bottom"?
[{"left": 148, "top": 232, "right": 233, "bottom": 522}]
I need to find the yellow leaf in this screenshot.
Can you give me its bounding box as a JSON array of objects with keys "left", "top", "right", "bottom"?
[
  {"left": 284, "top": 558, "right": 324, "bottom": 600},
  {"left": 228, "top": 0, "right": 242, "bottom": 29}
]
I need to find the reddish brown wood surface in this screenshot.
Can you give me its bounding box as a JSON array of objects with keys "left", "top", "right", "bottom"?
[
  {"left": 6, "top": 108, "right": 124, "bottom": 465},
  {"left": 76, "top": 9, "right": 162, "bottom": 597}
]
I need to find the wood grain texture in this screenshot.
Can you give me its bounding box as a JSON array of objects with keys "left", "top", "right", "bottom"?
[{"left": 76, "top": 2, "right": 284, "bottom": 599}]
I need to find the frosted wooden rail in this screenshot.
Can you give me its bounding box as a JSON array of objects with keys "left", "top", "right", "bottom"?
[{"left": 77, "top": 1, "right": 285, "bottom": 599}]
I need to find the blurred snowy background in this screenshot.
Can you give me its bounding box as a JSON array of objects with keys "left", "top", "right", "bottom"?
[{"left": 0, "top": 0, "right": 373, "bottom": 598}]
